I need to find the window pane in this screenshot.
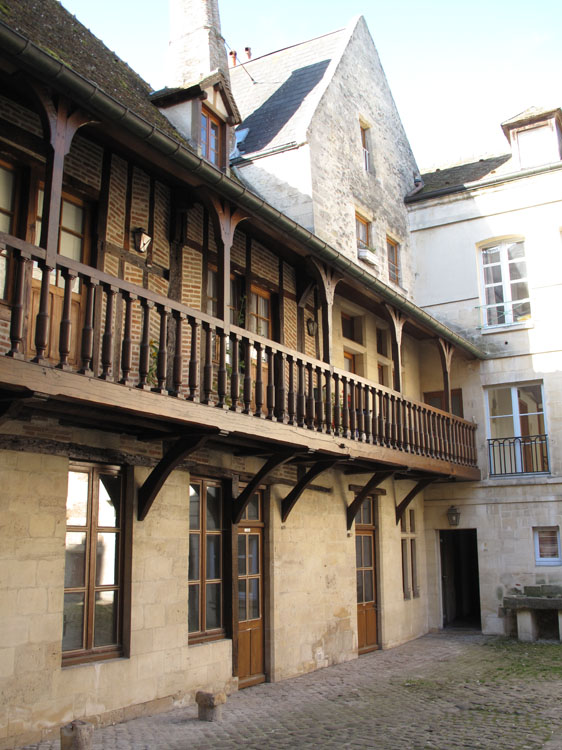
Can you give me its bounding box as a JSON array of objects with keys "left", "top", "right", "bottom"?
[
  {"left": 65, "top": 532, "right": 86, "bottom": 588},
  {"left": 246, "top": 494, "right": 259, "bottom": 520},
  {"left": 508, "top": 261, "right": 526, "bottom": 282},
  {"left": 538, "top": 529, "right": 559, "bottom": 558},
  {"left": 489, "top": 416, "right": 516, "bottom": 439},
  {"left": 507, "top": 242, "right": 525, "bottom": 261},
  {"left": 0, "top": 213, "right": 10, "bottom": 232},
  {"left": 189, "top": 484, "right": 200, "bottom": 530},
  {"left": 486, "top": 305, "right": 505, "bottom": 326},
  {"left": 206, "top": 485, "right": 221, "bottom": 530},
  {"left": 512, "top": 301, "right": 531, "bottom": 321},
  {"left": 518, "top": 385, "right": 543, "bottom": 413},
  {"left": 238, "top": 579, "right": 246, "bottom": 621},
  {"left": 188, "top": 534, "right": 200, "bottom": 581},
  {"left": 59, "top": 230, "right": 82, "bottom": 262},
  {"left": 248, "top": 534, "right": 259, "bottom": 575},
  {"left": 95, "top": 532, "right": 118, "bottom": 586},
  {"left": 61, "top": 200, "right": 83, "bottom": 234},
  {"left": 364, "top": 570, "right": 374, "bottom": 603},
  {"left": 488, "top": 388, "right": 513, "bottom": 418},
  {"left": 98, "top": 474, "right": 120, "bottom": 527},
  {"left": 361, "top": 498, "right": 371, "bottom": 525},
  {"left": 482, "top": 246, "right": 500, "bottom": 263},
  {"left": 0, "top": 251, "right": 7, "bottom": 299},
  {"left": 355, "top": 535, "right": 362, "bottom": 567},
  {"left": 485, "top": 285, "right": 504, "bottom": 306},
  {"left": 0, "top": 166, "right": 14, "bottom": 211},
  {"left": 62, "top": 592, "right": 84, "bottom": 651},
  {"left": 362, "top": 536, "right": 372, "bottom": 568},
  {"left": 248, "top": 577, "right": 260, "bottom": 620},
  {"left": 94, "top": 590, "right": 118, "bottom": 647},
  {"left": 67, "top": 471, "right": 89, "bottom": 525},
  {"left": 188, "top": 584, "right": 200, "bottom": 633},
  {"left": 409, "top": 509, "right": 416, "bottom": 533},
  {"left": 356, "top": 570, "right": 363, "bottom": 603},
  {"left": 238, "top": 534, "right": 246, "bottom": 576},
  {"left": 511, "top": 281, "right": 529, "bottom": 302},
  {"left": 206, "top": 535, "right": 221, "bottom": 580},
  {"left": 205, "top": 582, "right": 221, "bottom": 630},
  {"left": 484, "top": 265, "right": 502, "bottom": 285}
]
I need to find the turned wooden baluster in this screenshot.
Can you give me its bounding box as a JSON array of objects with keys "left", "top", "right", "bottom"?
[
  {"left": 315, "top": 367, "right": 323, "bottom": 431},
  {"left": 287, "top": 356, "right": 296, "bottom": 425},
  {"left": 342, "top": 377, "right": 349, "bottom": 439},
  {"left": 138, "top": 299, "right": 153, "bottom": 390},
  {"left": 254, "top": 342, "right": 264, "bottom": 417},
  {"left": 7, "top": 249, "right": 29, "bottom": 359},
  {"left": 32, "top": 262, "right": 53, "bottom": 363},
  {"left": 306, "top": 363, "right": 314, "bottom": 430},
  {"left": 378, "top": 391, "right": 385, "bottom": 444},
  {"left": 363, "top": 385, "right": 370, "bottom": 443},
  {"left": 57, "top": 269, "right": 77, "bottom": 370},
  {"left": 100, "top": 285, "right": 116, "bottom": 380},
  {"left": 120, "top": 293, "right": 134, "bottom": 385},
  {"left": 201, "top": 322, "right": 213, "bottom": 405},
  {"left": 153, "top": 304, "right": 169, "bottom": 393},
  {"left": 274, "top": 352, "right": 286, "bottom": 423},
  {"left": 266, "top": 347, "right": 275, "bottom": 420},
  {"left": 187, "top": 316, "right": 199, "bottom": 401},
  {"left": 356, "top": 383, "right": 364, "bottom": 441},
  {"left": 333, "top": 374, "right": 341, "bottom": 436},
  {"left": 171, "top": 311, "right": 184, "bottom": 396},
  {"left": 349, "top": 378, "right": 357, "bottom": 440},
  {"left": 324, "top": 370, "right": 332, "bottom": 434},
  {"left": 229, "top": 333, "right": 240, "bottom": 411},
  {"left": 384, "top": 393, "right": 391, "bottom": 446},
  {"left": 243, "top": 338, "right": 252, "bottom": 414},
  {"left": 216, "top": 329, "right": 227, "bottom": 408},
  {"left": 370, "top": 387, "right": 378, "bottom": 444},
  {"left": 78, "top": 278, "right": 96, "bottom": 375},
  {"left": 296, "top": 359, "right": 305, "bottom": 427}
]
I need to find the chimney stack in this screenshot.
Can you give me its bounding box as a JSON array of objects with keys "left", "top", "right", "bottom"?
[
  {"left": 244, "top": 47, "right": 252, "bottom": 60},
  {"left": 168, "top": 0, "right": 229, "bottom": 87}
]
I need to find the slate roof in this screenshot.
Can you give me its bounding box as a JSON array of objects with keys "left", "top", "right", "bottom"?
[
  {"left": 0, "top": 0, "right": 181, "bottom": 141},
  {"left": 229, "top": 30, "right": 346, "bottom": 158},
  {"left": 414, "top": 154, "right": 514, "bottom": 196}
]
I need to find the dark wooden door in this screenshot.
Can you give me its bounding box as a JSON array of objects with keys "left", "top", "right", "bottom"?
[
  {"left": 355, "top": 496, "right": 378, "bottom": 653},
  {"left": 236, "top": 493, "right": 265, "bottom": 688}
]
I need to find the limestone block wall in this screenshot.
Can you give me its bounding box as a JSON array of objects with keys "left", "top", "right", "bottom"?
[
  {"left": 308, "top": 17, "right": 419, "bottom": 296},
  {"left": 424, "top": 484, "right": 562, "bottom": 635},
  {"left": 0, "top": 451, "right": 234, "bottom": 749},
  {"left": 377, "top": 479, "right": 429, "bottom": 649}
]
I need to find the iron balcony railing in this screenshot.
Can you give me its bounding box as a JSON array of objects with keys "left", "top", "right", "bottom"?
[{"left": 488, "top": 435, "right": 549, "bottom": 476}]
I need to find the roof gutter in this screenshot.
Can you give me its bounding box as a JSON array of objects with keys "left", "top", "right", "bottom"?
[{"left": 0, "top": 21, "right": 485, "bottom": 360}]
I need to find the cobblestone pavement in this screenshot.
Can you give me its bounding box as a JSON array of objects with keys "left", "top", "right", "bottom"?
[{"left": 24, "top": 632, "right": 562, "bottom": 750}]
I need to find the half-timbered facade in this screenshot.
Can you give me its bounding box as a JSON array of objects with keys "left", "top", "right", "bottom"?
[{"left": 0, "top": 1, "right": 482, "bottom": 746}]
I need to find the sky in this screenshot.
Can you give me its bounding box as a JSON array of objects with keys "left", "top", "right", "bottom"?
[{"left": 59, "top": 0, "right": 561, "bottom": 170}]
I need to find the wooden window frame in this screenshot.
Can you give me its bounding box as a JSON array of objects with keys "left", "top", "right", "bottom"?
[
  {"left": 424, "top": 389, "right": 464, "bottom": 418},
  {"left": 534, "top": 526, "right": 561, "bottom": 566},
  {"left": 201, "top": 105, "right": 223, "bottom": 168},
  {"left": 343, "top": 350, "right": 356, "bottom": 374},
  {"left": 237, "top": 491, "right": 264, "bottom": 624},
  {"left": 188, "top": 478, "right": 226, "bottom": 642},
  {"left": 387, "top": 236, "right": 400, "bottom": 285},
  {"left": 355, "top": 213, "right": 370, "bottom": 250},
  {"left": 63, "top": 463, "right": 127, "bottom": 666},
  {"left": 248, "top": 285, "right": 271, "bottom": 339}
]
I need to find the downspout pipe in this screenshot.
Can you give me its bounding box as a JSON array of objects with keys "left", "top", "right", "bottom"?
[{"left": 0, "top": 22, "right": 485, "bottom": 360}]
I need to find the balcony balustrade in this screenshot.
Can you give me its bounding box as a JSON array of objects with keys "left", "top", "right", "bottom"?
[
  {"left": 1, "top": 234, "right": 478, "bottom": 470},
  {"left": 488, "top": 435, "right": 549, "bottom": 476}
]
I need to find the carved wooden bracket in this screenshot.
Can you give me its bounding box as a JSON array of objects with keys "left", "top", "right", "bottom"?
[
  {"left": 385, "top": 305, "right": 406, "bottom": 392},
  {"left": 137, "top": 432, "right": 217, "bottom": 521},
  {"left": 394, "top": 477, "right": 435, "bottom": 525},
  {"left": 438, "top": 338, "right": 455, "bottom": 413},
  {"left": 306, "top": 258, "right": 343, "bottom": 365},
  {"left": 231, "top": 449, "right": 299, "bottom": 524},
  {"left": 346, "top": 470, "right": 394, "bottom": 530},
  {"left": 281, "top": 459, "right": 338, "bottom": 522}
]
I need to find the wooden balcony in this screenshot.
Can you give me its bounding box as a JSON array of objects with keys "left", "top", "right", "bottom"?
[{"left": 0, "top": 233, "right": 480, "bottom": 481}]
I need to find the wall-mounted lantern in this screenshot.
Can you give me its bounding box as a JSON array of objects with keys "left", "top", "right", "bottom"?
[
  {"left": 447, "top": 505, "right": 461, "bottom": 527},
  {"left": 133, "top": 227, "right": 152, "bottom": 254},
  {"left": 306, "top": 318, "right": 318, "bottom": 337}
]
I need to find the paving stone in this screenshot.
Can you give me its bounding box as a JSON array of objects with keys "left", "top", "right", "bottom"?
[{"left": 20, "top": 632, "right": 562, "bottom": 750}]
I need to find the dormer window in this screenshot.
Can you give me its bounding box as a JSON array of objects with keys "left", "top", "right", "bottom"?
[
  {"left": 501, "top": 108, "right": 562, "bottom": 171},
  {"left": 517, "top": 126, "right": 557, "bottom": 169},
  {"left": 201, "top": 106, "right": 222, "bottom": 166}
]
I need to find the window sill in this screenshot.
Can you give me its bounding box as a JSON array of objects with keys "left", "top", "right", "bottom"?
[
  {"left": 62, "top": 648, "right": 124, "bottom": 668},
  {"left": 481, "top": 321, "right": 534, "bottom": 334},
  {"left": 535, "top": 561, "right": 562, "bottom": 567}
]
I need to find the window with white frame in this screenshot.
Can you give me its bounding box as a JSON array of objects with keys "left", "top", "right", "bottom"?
[
  {"left": 534, "top": 527, "right": 561, "bottom": 566},
  {"left": 480, "top": 240, "right": 531, "bottom": 327},
  {"left": 486, "top": 383, "right": 549, "bottom": 475}
]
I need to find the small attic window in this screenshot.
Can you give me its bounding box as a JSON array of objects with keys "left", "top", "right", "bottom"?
[
  {"left": 201, "top": 106, "right": 223, "bottom": 167},
  {"left": 516, "top": 125, "right": 558, "bottom": 169}
]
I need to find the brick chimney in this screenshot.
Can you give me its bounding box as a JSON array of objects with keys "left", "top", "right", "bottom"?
[{"left": 168, "top": 0, "right": 229, "bottom": 87}]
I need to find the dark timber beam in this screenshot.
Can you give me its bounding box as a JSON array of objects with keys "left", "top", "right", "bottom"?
[
  {"left": 395, "top": 477, "right": 435, "bottom": 525},
  {"left": 138, "top": 432, "right": 217, "bottom": 520},
  {"left": 281, "top": 459, "right": 338, "bottom": 522},
  {"left": 346, "top": 471, "right": 394, "bottom": 530},
  {"left": 385, "top": 304, "right": 406, "bottom": 393},
  {"left": 438, "top": 338, "right": 454, "bottom": 413},
  {"left": 232, "top": 450, "right": 299, "bottom": 524}
]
